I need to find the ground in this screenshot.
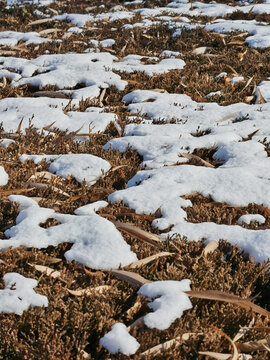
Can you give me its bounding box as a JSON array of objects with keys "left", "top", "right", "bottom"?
[{"left": 0, "top": 0, "right": 269, "bottom": 359}]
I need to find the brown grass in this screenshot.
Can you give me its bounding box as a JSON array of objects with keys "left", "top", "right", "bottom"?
[{"left": 0, "top": 1, "right": 270, "bottom": 358}]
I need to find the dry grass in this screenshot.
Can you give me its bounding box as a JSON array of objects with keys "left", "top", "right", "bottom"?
[
  {"left": 0, "top": 0, "right": 270, "bottom": 359},
  {"left": 0, "top": 125, "right": 269, "bottom": 360}
]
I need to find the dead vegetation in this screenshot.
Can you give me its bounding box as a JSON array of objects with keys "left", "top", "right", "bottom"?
[
  {"left": 0, "top": 124, "right": 269, "bottom": 359},
  {"left": 0, "top": 238, "right": 269, "bottom": 359},
  {"left": 0, "top": 0, "right": 270, "bottom": 359},
  {"left": 184, "top": 194, "right": 270, "bottom": 230}
]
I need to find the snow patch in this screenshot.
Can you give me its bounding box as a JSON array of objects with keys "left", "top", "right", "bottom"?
[
  {"left": 105, "top": 90, "right": 270, "bottom": 261},
  {"left": 0, "top": 31, "right": 52, "bottom": 47},
  {"left": 238, "top": 214, "right": 266, "bottom": 225},
  {"left": 74, "top": 201, "right": 108, "bottom": 215},
  {"left": 138, "top": 280, "right": 192, "bottom": 330},
  {"left": 0, "top": 166, "right": 8, "bottom": 186},
  {"left": 0, "top": 97, "right": 117, "bottom": 134},
  {"left": 100, "top": 323, "right": 140, "bottom": 355},
  {"left": 21, "top": 153, "right": 111, "bottom": 185},
  {"left": 0, "top": 273, "right": 48, "bottom": 315},
  {"left": 1, "top": 197, "right": 137, "bottom": 270}
]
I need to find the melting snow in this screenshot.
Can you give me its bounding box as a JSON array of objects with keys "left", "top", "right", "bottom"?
[
  {"left": 100, "top": 323, "right": 140, "bottom": 355},
  {"left": 0, "top": 31, "right": 52, "bottom": 46},
  {"left": 0, "top": 195, "right": 137, "bottom": 270},
  {"left": 74, "top": 201, "right": 109, "bottom": 215},
  {"left": 1, "top": 0, "right": 269, "bottom": 270},
  {"left": 257, "top": 77, "right": 270, "bottom": 102},
  {"left": 0, "top": 97, "right": 117, "bottom": 133},
  {"left": 112, "top": 54, "right": 185, "bottom": 76},
  {"left": 54, "top": 11, "right": 134, "bottom": 27},
  {"left": 105, "top": 90, "right": 270, "bottom": 261},
  {"left": 238, "top": 214, "right": 266, "bottom": 225},
  {"left": 0, "top": 166, "right": 8, "bottom": 185},
  {"left": 0, "top": 138, "right": 16, "bottom": 147},
  {"left": 6, "top": 0, "right": 55, "bottom": 7},
  {"left": 0, "top": 52, "right": 185, "bottom": 100},
  {"left": 21, "top": 153, "right": 111, "bottom": 185},
  {"left": 0, "top": 273, "right": 48, "bottom": 315},
  {"left": 138, "top": 280, "right": 192, "bottom": 330}
]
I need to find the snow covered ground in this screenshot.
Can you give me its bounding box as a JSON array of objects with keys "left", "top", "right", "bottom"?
[{"left": 0, "top": 0, "right": 269, "bottom": 356}]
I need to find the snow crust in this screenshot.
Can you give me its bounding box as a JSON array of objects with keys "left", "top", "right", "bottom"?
[
  {"left": 0, "top": 273, "right": 48, "bottom": 315},
  {"left": 100, "top": 323, "right": 140, "bottom": 355},
  {"left": 1, "top": 196, "right": 137, "bottom": 270},
  {"left": 138, "top": 280, "right": 192, "bottom": 330}
]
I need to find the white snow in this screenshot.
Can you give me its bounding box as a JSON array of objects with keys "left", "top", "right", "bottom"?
[
  {"left": 149, "top": 1, "right": 270, "bottom": 18},
  {"left": 112, "top": 54, "right": 185, "bottom": 76},
  {"left": 107, "top": 90, "right": 270, "bottom": 169},
  {"left": 54, "top": 11, "right": 134, "bottom": 27},
  {"left": 127, "top": 2, "right": 270, "bottom": 49},
  {"left": 100, "top": 323, "right": 140, "bottom": 355},
  {"left": 0, "top": 97, "right": 117, "bottom": 134},
  {"left": 204, "top": 20, "right": 270, "bottom": 49},
  {"left": 206, "top": 91, "right": 222, "bottom": 98},
  {"left": 1, "top": 196, "right": 137, "bottom": 270},
  {"left": 0, "top": 31, "right": 52, "bottom": 47},
  {"left": 0, "top": 52, "right": 185, "bottom": 107},
  {"left": 8, "top": 194, "right": 39, "bottom": 210},
  {"left": 20, "top": 154, "right": 111, "bottom": 185},
  {"left": 0, "top": 138, "right": 16, "bottom": 147},
  {"left": 0, "top": 69, "right": 21, "bottom": 82},
  {"left": 6, "top": 0, "right": 55, "bottom": 7},
  {"left": 138, "top": 280, "right": 192, "bottom": 330},
  {"left": 89, "top": 39, "right": 116, "bottom": 48},
  {"left": 0, "top": 166, "right": 8, "bottom": 186},
  {"left": 238, "top": 214, "right": 266, "bottom": 225},
  {"left": 171, "top": 18, "right": 270, "bottom": 48},
  {"left": 1, "top": 0, "right": 270, "bottom": 272},
  {"left": 100, "top": 39, "right": 116, "bottom": 48},
  {"left": 256, "top": 77, "right": 270, "bottom": 102},
  {"left": 74, "top": 201, "right": 108, "bottom": 215},
  {"left": 159, "top": 50, "right": 181, "bottom": 58},
  {"left": 231, "top": 76, "right": 244, "bottom": 85},
  {"left": 2, "top": 53, "right": 127, "bottom": 91},
  {"left": 67, "top": 27, "right": 83, "bottom": 34},
  {"left": 105, "top": 90, "right": 270, "bottom": 262},
  {"left": 0, "top": 272, "right": 48, "bottom": 315}
]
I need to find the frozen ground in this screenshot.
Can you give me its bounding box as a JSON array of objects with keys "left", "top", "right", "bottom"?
[{"left": 0, "top": 0, "right": 269, "bottom": 357}]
